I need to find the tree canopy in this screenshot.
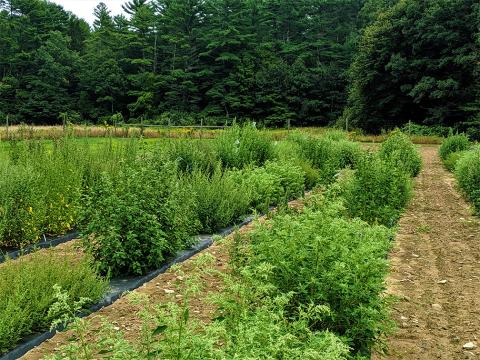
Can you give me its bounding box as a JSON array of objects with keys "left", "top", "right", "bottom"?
[
  {"left": 0, "top": 0, "right": 478, "bottom": 131},
  {"left": 343, "top": 0, "right": 480, "bottom": 132}
]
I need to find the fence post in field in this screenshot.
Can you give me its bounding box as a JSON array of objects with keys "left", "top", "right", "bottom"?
[
  {"left": 6, "top": 114, "right": 9, "bottom": 139},
  {"left": 59, "top": 112, "right": 68, "bottom": 133}
]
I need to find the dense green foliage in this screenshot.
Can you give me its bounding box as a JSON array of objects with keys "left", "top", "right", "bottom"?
[
  {"left": 0, "top": 0, "right": 367, "bottom": 127},
  {"left": 0, "top": 251, "right": 107, "bottom": 353},
  {"left": 241, "top": 201, "right": 394, "bottom": 355},
  {"left": 343, "top": 0, "right": 480, "bottom": 132},
  {"left": 289, "top": 131, "right": 363, "bottom": 183},
  {"left": 79, "top": 125, "right": 311, "bottom": 276},
  {"left": 439, "top": 134, "right": 472, "bottom": 161},
  {"left": 25, "top": 125, "right": 418, "bottom": 359},
  {"left": 455, "top": 147, "right": 480, "bottom": 213},
  {"left": 443, "top": 151, "right": 469, "bottom": 172},
  {"left": 379, "top": 130, "right": 422, "bottom": 177},
  {"left": 215, "top": 124, "right": 274, "bottom": 169},
  {"left": 0, "top": 140, "right": 95, "bottom": 247},
  {"left": 46, "top": 189, "right": 407, "bottom": 359},
  {"left": 81, "top": 162, "right": 198, "bottom": 276},
  {"left": 342, "top": 153, "right": 412, "bottom": 226},
  {"left": 0, "top": 126, "right": 371, "bottom": 280}
]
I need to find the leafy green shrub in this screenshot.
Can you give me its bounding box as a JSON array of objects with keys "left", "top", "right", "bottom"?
[
  {"left": 241, "top": 201, "right": 394, "bottom": 355},
  {"left": 444, "top": 151, "right": 469, "bottom": 172},
  {"left": 342, "top": 154, "right": 412, "bottom": 226},
  {"left": 439, "top": 134, "right": 471, "bottom": 161},
  {"left": 0, "top": 251, "right": 107, "bottom": 354},
  {"left": 263, "top": 161, "right": 305, "bottom": 201},
  {"left": 273, "top": 140, "right": 320, "bottom": 189},
  {"left": 289, "top": 132, "right": 363, "bottom": 184},
  {"left": 231, "top": 161, "right": 305, "bottom": 212},
  {"left": 186, "top": 165, "right": 252, "bottom": 233},
  {"left": 215, "top": 124, "right": 274, "bottom": 169},
  {"left": 229, "top": 167, "right": 280, "bottom": 213},
  {"left": 163, "top": 139, "right": 218, "bottom": 174},
  {"left": 298, "top": 160, "right": 321, "bottom": 189},
  {"left": 335, "top": 139, "right": 363, "bottom": 169},
  {"left": 81, "top": 162, "right": 198, "bottom": 276},
  {"left": 379, "top": 130, "right": 422, "bottom": 177},
  {"left": 456, "top": 147, "right": 480, "bottom": 213}
]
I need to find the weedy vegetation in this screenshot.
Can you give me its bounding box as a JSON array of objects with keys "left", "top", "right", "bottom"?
[{"left": 30, "top": 129, "right": 422, "bottom": 359}]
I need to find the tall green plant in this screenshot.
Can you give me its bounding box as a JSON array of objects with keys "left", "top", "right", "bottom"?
[
  {"left": 439, "top": 134, "right": 471, "bottom": 161},
  {"left": 379, "top": 130, "right": 422, "bottom": 177},
  {"left": 342, "top": 154, "right": 412, "bottom": 226},
  {"left": 215, "top": 124, "right": 274, "bottom": 169},
  {"left": 81, "top": 162, "right": 198, "bottom": 276}
]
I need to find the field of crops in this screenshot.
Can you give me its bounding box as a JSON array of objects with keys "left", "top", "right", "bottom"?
[{"left": 0, "top": 126, "right": 424, "bottom": 358}]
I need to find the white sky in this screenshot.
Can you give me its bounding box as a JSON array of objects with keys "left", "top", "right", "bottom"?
[{"left": 49, "top": 0, "right": 126, "bottom": 25}]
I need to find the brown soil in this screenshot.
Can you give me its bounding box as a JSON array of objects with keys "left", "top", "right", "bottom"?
[
  {"left": 374, "top": 146, "right": 480, "bottom": 360},
  {"left": 21, "top": 197, "right": 306, "bottom": 359}
]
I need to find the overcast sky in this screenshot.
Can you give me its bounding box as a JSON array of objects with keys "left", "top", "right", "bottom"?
[{"left": 49, "top": 0, "right": 126, "bottom": 24}]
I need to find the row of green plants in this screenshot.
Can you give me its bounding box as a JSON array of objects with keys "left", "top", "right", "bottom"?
[
  {"left": 440, "top": 134, "right": 480, "bottom": 213},
  {"left": 0, "top": 127, "right": 367, "bottom": 354},
  {"left": 43, "top": 131, "right": 421, "bottom": 359},
  {"left": 80, "top": 127, "right": 364, "bottom": 277},
  {"left": 0, "top": 125, "right": 272, "bottom": 249}
]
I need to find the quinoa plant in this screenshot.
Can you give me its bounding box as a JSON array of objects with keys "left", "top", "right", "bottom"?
[{"left": 379, "top": 130, "right": 422, "bottom": 177}]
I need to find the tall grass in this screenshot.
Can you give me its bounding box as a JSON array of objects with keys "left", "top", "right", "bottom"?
[
  {"left": 0, "top": 138, "right": 142, "bottom": 248},
  {"left": 0, "top": 251, "right": 107, "bottom": 354},
  {"left": 288, "top": 131, "right": 364, "bottom": 184},
  {"left": 215, "top": 124, "right": 275, "bottom": 169}
]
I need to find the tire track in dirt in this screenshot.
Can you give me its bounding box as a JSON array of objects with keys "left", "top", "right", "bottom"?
[{"left": 374, "top": 146, "right": 480, "bottom": 360}]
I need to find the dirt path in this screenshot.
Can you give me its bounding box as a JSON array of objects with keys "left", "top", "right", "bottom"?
[{"left": 374, "top": 146, "right": 480, "bottom": 360}]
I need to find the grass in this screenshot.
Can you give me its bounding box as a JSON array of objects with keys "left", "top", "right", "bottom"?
[
  {"left": 0, "top": 124, "right": 444, "bottom": 144},
  {"left": 0, "top": 250, "right": 107, "bottom": 354}
]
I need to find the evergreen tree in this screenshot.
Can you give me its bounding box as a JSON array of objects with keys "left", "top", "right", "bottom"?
[{"left": 344, "top": 0, "right": 480, "bottom": 132}]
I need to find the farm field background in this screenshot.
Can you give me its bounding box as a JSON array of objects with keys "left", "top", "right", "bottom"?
[
  {"left": 1, "top": 126, "right": 422, "bottom": 359},
  {"left": 1, "top": 0, "right": 479, "bottom": 358},
  {"left": 0, "top": 127, "right": 479, "bottom": 360}
]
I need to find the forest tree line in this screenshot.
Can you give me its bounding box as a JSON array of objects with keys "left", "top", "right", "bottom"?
[{"left": 0, "top": 0, "right": 478, "bottom": 131}]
